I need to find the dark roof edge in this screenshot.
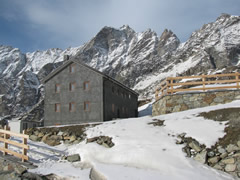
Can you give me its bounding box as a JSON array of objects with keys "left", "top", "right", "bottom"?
[
  {"left": 42, "top": 58, "right": 138, "bottom": 96},
  {"left": 41, "top": 60, "right": 73, "bottom": 84},
  {"left": 73, "top": 59, "right": 138, "bottom": 96}
]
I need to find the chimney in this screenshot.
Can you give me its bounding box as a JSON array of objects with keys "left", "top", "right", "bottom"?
[{"left": 64, "top": 55, "right": 70, "bottom": 61}]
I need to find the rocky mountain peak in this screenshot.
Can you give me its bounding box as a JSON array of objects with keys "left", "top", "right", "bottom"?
[{"left": 1, "top": 14, "right": 240, "bottom": 118}]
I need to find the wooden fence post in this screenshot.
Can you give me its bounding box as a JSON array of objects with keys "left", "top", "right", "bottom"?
[
  {"left": 3, "top": 125, "right": 8, "bottom": 156},
  {"left": 202, "top": 75, "right": 206, "bottom": 91},
  {"left": 170, "top": 79, "right": 173, "bottom": 94},
  {"left": 161, "top": 84, "right": 164, "bottom": 97},
  {"left": 155, "top": 90, "right": 159, "bottom": 100},
  {"left": 166, "top": 80, "right": 170, "bottom": 94},
  {"left": 22, "top": 137, "right": 27, "bottom": 162},
  {"left": 236, "top": 72, "right": 239, "bottom": 89}
]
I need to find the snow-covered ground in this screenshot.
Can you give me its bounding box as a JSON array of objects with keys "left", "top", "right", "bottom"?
[{"left": 6, "top": 101, "right": 240, "bottom": 179}]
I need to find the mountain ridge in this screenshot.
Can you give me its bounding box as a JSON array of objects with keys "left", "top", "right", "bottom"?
[{"left": 0, "top": 13, "right": 240, "bottom": 117}]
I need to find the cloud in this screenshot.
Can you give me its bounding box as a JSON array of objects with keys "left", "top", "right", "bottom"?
[{"left": 0, "top": 0, "right": 240, "bottom": 52}]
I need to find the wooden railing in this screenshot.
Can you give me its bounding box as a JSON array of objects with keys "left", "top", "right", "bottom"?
[
  {"left": 155, "top": 72, "right": 240, "bottom": 100},
  {"left": 0, "top": 126, "right": 29, "bottom": 162}
]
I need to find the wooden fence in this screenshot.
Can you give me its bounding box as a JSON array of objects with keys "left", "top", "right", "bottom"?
[
  {"left": 155, "top": 72, "right": 240, "bottom": 100},
  {"left": 0, "top": 126, "right": 29, "bottom": 162}
]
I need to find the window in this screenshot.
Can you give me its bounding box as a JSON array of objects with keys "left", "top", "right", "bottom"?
[
  {"left": 112, "top": 104, "right": 115, "bottom": 113},
  {"left": 84, "top": 101, "right": 90, "bottom": 111},
  {"left": 84, "top": 81, "right": 90, "bottom": 91},
  {"left": 55, "top": 84, "right": 60, "bottom": 93},
  {"left": 55, "top": 103, "right": 61, "bottom": 112},
  {"left": 69, "top": 82, "right": 76, "bottom": 91},
  {"left": 69, "top": 102, "right": 76, "bottom": 112},
  {"left": 33, "top": 123, "right": 37, "bottom": 128},
  {"left": 128, "top": 94, "right": 131, "bottom": 99},
  {"left": 117, "top": 89, "right": 120, "bottom": 96},
  {"left": 112, "top": 86, "right": 115, "bottom": 93},
  {"left": 69, "top": 64, "right": 75, "bottom": 73}
]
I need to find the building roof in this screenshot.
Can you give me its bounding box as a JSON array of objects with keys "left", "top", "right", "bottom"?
[{"left": 42, "top": 57, "right": 138, "bottom": 95}]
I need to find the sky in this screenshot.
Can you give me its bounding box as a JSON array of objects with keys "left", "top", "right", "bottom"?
[{"left": 0, "top": 0, "right": 239, "bottom": 53}]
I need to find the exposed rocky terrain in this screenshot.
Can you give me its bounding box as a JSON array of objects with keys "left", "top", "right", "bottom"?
[
  {"left": 0, "top": 13, "right": 240, "bottom": 121},
  {"left": 176, "top": 107, "right": 240, "bottom": 178}
]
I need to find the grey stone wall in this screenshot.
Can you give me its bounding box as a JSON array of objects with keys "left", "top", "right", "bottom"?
[
  {"left": 153, "top": 90, "right": 240, "bottom": 116},
  {"left": 103, "top": 78, "right": 138, "bottom": 121},
  {"left": 0, "top": 95, "right": 7, "bottom": 117},
  {"left": 44, "top": 62, "right": 104, "bottom": 126}
]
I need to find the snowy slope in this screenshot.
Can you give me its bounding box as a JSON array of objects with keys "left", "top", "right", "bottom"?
[{"left": 24, "top": 101, "right": 240, "bottom": 179}]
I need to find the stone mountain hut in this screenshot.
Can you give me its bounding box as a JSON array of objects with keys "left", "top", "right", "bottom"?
[{"left": 42, "top": 57, "right": 138, "bottom": 126}]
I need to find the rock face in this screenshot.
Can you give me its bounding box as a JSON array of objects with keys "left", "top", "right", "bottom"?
[{"left": 0, "top": 14, "right": 240, "bottom": 118}]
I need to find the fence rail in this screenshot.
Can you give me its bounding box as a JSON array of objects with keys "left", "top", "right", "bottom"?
[
  {"left": 0, "top": 126, "right": 29, "bottom": 162},
  {"left": 155, "top": 72, "right": 240, "bottom": 100}
]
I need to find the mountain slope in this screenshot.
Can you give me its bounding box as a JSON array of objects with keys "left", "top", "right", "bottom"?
[{"left": 0, "top": 13, "right": 240, "bottom": 117}]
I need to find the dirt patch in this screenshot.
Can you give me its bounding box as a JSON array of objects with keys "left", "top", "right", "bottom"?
[{"left": 198, "top": 108, "right": 240, "bottom": 148}]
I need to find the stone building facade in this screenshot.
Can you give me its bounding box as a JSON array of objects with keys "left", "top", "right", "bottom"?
[
  {"left": 0, "top": 95, "right": 7, "bottom": 117},
  {"left": 43, "top": 58, "right": 138, "bottom": 126},
  {"left": 153, "top": 90, "right": 240, "bottom": 116}
]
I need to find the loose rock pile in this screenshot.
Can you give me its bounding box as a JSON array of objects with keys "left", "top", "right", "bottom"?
[
  {"left": 148, "top": 119, "right": 165, "bottom": 127},
  {"left": 25, "top": 125, "right": 88, "bottom": 146},
  {"left": 87, "top": 136, "right": 115, "bottom": 148},
  {"left": 25, "top": 125, "right": 115, "bottom": 149},
  {"left": 0, "top": 157, "right": 62, "bottom": 180},
  {"left": 177, "top": 133, "right": 240, "bottom": 178}
]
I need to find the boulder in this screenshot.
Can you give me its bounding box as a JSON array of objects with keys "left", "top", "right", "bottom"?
[
  {"left": 237, "top": 141, "right": 240, "bottom": 148},
  {"left": 0, "top": 171, "right": 20, "bottom": 180},
  {"left": 57, "top": 131, "right": 64, "bottom": 136},
  {"left": 41, "top": 134, "right": 50, "bottom": 143},
  {"left": 225, "top": 164, "right": 236, "bottom": 172},
  {"left": 13, "top": 165, "right": 27, "bottom": 175},
  {"left": 182, "top": 146, "right": 191, "bottom": 157},
  {"left": 213, "top": 164, "right": 223, "bottom": 170},
  {"left": 178, "top": 133, "right": 186, "bottom": 138},
  {"left": 208, "top": 156, "right": 220, "bottom": 164},
  {"left": 194, "top": 150, "right": 207, "bottom": 164},
  {"left": 90, "top": 167, "right": 107, "bottom": 180},
  {"left": 189, "top": 141, "right": 202, "bottom": 152},
  {"left": 29, "top": 135, "right": 39, "bottom": 141},
  {"left": 22, "top": 172, "right": 44, "bottom": 180},
  {"left": 207, "top": 151, "right": 215, "bottom": 157},
  {"left": 87, "top": 137, "right": 99, "bottom": 143},
  {"left": 221, "top": 158, "right": 235, "bottom": 164},
  {"left": 37, "top": 132, "right": 44, "bottom": 138},
  {"left": 237, "top": 163, "right": 240, "bottom": 171},
  {"left": 33, "top": 131, "right": 39, "bottom": 136},
  {"left": 226, "top": 144, "right": 240, "bottom": 153},
  {"left": 67, "top": 154, "right": 81, "bottom": 162},
  {"left": 220, "top": 153, "right": 228, "bottom": 159},
  {"left": 45, "top": 139, "right": 61, "bottom": 146},
  {"left": 69, "top": 135, "right": 77, "bottom": 142},
  {"left": 50, "top": 135, "right": 62, "bottom": 141},
  {"left": 218, "top": 147, "right": 226, "bottom": 154}
]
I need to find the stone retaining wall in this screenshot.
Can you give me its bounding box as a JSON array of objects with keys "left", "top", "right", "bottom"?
[{"left": 152, "top": 90, "right": 240, "bottom": 116}]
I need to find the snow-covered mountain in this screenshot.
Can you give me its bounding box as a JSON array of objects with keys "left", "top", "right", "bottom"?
[{"left": 0, "top": 13, "right": 240, "bottom": 117}]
